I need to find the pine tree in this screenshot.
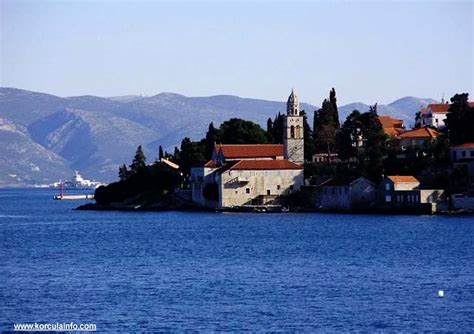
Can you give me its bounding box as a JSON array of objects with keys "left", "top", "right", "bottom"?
[
  {"left": 130, "top": 145, "right": 147, "bottom": 173},
  {"left": 118, "top": 164, "right": 129, "bottom": 181},
  {"left": 445, "top": 93, "right": 474, "bottom": 145}
]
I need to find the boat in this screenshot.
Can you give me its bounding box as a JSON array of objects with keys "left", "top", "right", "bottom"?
[{"left": 51, "top": 171, "right": 104, "bottom": 190}]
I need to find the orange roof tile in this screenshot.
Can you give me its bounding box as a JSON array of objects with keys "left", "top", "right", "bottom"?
[
  {"left": 227, "top": 159, "right": 303, "bottom": 170},
  {"left": 398, "top": 127, "right": 440, "bottom": 139},
  {"left": 428, "top": 103, "right": 450, "bottom": 113},
  {"left": 379, "top": 115, "right": 404, "bottom": 137},
  {"left": 204, "top": 160, "right": 220, "bottom": 168},
  {"left": 379, "top": 115, "right": 404, "bottom": 128},
  {"left": 215, "top": 144, "right": 284, "bottom": 159},
  {"left": 387, "top": 175, "right": 419, "bottom": 183},
  {"left": 451, "top": 142, "right": 474, "bottom": 149}
]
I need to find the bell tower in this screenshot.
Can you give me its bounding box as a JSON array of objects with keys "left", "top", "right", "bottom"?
[{"left": 283, "top": 90, "right": 304, "bottom": 164}]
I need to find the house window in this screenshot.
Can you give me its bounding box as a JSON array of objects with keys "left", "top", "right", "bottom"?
[
  {"left": 385, "top": 195, "right": 391, "bottom": 202},
  {"left": 246, "top": 188, "right": 250, "bottom": 194},
  {"left": 385, "top": 183, "right": 390, "bottom": 191},
  {"left": 290, "top": 125, "right": 295, "bottom": 138},
  {"left": 470, "top": 151, "right": 474, "bottom": 157},
  {"left": 267, "top": 189, "right": 271, "bottom": 195},
  {"left": 462, "top": 151, "right": 466, "bottom": 157},
  {"left": 277, "top": 185, "right": 281, "bottom": 190}
]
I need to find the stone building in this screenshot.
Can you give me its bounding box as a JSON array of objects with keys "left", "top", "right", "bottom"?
[
  {"left": 190, "top": 90, "right": 305, "bottom": 209},
  {"left": 319, "top": 177, "right": 376, "bottom": 211},
  {"left": 379, "top": 175, "right": 445, "bottom": 213},
  {"left": 284, "top": 90, "right": 304, "bottom": 164},
  {"left": 450, "top": 142, "right": 474, "bottom": 194}
]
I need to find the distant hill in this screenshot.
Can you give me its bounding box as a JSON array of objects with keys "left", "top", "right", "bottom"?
[
  {"left": 0, "top": 87, "right": 436, "bottom": 186},
  {"left": 338, "top": 96, "right": 437, "bottom": 127}
]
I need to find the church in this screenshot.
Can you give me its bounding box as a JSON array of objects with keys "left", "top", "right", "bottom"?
[{"left": 190, "top": 90, "right": 305, "bottom": 209}]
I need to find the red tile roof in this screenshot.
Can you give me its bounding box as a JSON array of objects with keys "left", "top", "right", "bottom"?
[
  {"left": 204, "top": 160, "right": 220, "bottom": 168},
  {"left": 379, "top": 115, "right": 404, "bottom": 128},
  {"left": 451, "top": 143, "right": 474, "bottom": 149},
  {"left": 215, "top": 144, "right": 284, "bottom": 159},
  {"left": 378, "top": 116, "right": 404, "bottom": 137},
  {"left": 398, "top": 127, "right": 440, "bottom": 139},
  {"left": 428, "top": 103, "right": 450, "bottom": 113},
  {"left": 226, "top": 159, "right": 303, "bottom": 170},
  {"left": 387, "top": 175, "right": 419, "bottom": 183}
]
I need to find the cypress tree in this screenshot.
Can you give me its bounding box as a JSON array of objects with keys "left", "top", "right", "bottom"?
[
  {"left": 313, "top": 88, "right": 340, "bottom": 154},
  {"left": 266, "top": 117, "right": 274, "bottom": 142},
  {"left": 159, "top": 146, "right": 164, "bottom": 160},
  {"left": 130, "top": 145, "right": 147, "bottom": 173}
]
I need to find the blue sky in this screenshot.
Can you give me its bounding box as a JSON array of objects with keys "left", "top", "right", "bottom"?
[{"left": 1, "top": 0, "right": 472, "bottom": 105}]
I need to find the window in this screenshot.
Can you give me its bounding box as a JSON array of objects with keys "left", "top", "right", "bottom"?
[
  {"left": 385, "top": 183, "right": 390, "bottom": 191},
  {"left": 385, "top": 195, "right": 391, "bottom": 203},
  {"left": 267, "top": 189, "right": 271, "bottom": 195},
  {"left": 246, "top": 188, "right": 250, "bottom": 194},
  {"left": 277, "top": 185, "right": 281, "bottom": 190},
  {"left": 290, "top": 125, "right": 295, "bottom": 138},
  {"left": 471, "top": 151, "right": 474, "bottom": 157},
  {"left": 462, "top": 151, "right": 466, "bottom": 157}
]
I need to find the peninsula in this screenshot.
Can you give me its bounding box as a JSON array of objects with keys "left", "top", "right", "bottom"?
[{"left": 78, "top": 90, "right": 474, "bottom": 214}]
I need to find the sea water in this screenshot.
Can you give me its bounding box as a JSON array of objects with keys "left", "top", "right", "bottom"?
[{"left": 0, "top": 189, "right": 473, "bottom": 332}]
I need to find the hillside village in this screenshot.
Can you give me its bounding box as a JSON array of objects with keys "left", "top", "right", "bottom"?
[{"left": 91, "top": 89, "right": 474, "bottom": 214}]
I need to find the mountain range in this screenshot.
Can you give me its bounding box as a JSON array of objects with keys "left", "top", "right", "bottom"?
[{"left": 0, "top": 87, "right": 436, "bottom": 187}]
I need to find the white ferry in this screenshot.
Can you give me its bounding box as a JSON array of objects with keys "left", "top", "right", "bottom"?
[{"left": 52, "top": 171, "right": 104, "bottom": 190}]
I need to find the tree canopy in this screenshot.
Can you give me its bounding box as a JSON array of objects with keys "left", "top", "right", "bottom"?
[{"left": 445, "top": 93, "right": 474, "bottom": 145}]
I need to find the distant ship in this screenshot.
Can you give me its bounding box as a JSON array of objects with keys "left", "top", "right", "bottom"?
[{"left": 51, "top": 171, "right": 104, "bottom": 190}]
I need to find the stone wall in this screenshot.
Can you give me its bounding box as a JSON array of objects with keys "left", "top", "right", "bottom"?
[{"left": 219, "top": 169, "right": 304, "bottom": 207}]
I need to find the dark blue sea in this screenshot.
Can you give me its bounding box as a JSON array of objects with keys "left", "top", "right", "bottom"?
[{"left": 0, "top": 189, "right": 473, "bottom": 332}]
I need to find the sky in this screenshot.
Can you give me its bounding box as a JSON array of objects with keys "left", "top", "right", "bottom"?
[{"left": 1, "top": 0, "right": 473, "bottom": 105}]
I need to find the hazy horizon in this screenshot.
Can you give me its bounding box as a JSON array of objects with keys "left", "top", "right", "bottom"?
[{"left": 1, "top": 1, "right": 472, "bottom": 105}]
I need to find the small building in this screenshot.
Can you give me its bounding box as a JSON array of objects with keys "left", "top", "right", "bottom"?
[
  {"left": 416, "top": 102, "right": 474, "bottom": 129},
  {"left": 397, "top": 127, "right": 440, "bottom": 149},
  {"left": 319, "top": 177, "right": 375, "bottom": 211},
  {"left": 312, "top": 153, "right": 340, "bottom": 163},
  {"left": 450, "top": 143, "right": 474, "bottom": 162},
  {"left": 450, "top": 142, "right": 474, "bottom": 193},
  {"left": 379, "top": 175, "right": 445, "bottom": 213},
  {"left": 416, "top": 103, "right": 450, "bottom": 129},
  {"left": 379, "top": 115, "right": 405, "bottom": 137}
]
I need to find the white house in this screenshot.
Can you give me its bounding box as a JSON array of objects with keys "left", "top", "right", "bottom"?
[{"left": 416, "top": 103, "right": 450, "bottom": 129}]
